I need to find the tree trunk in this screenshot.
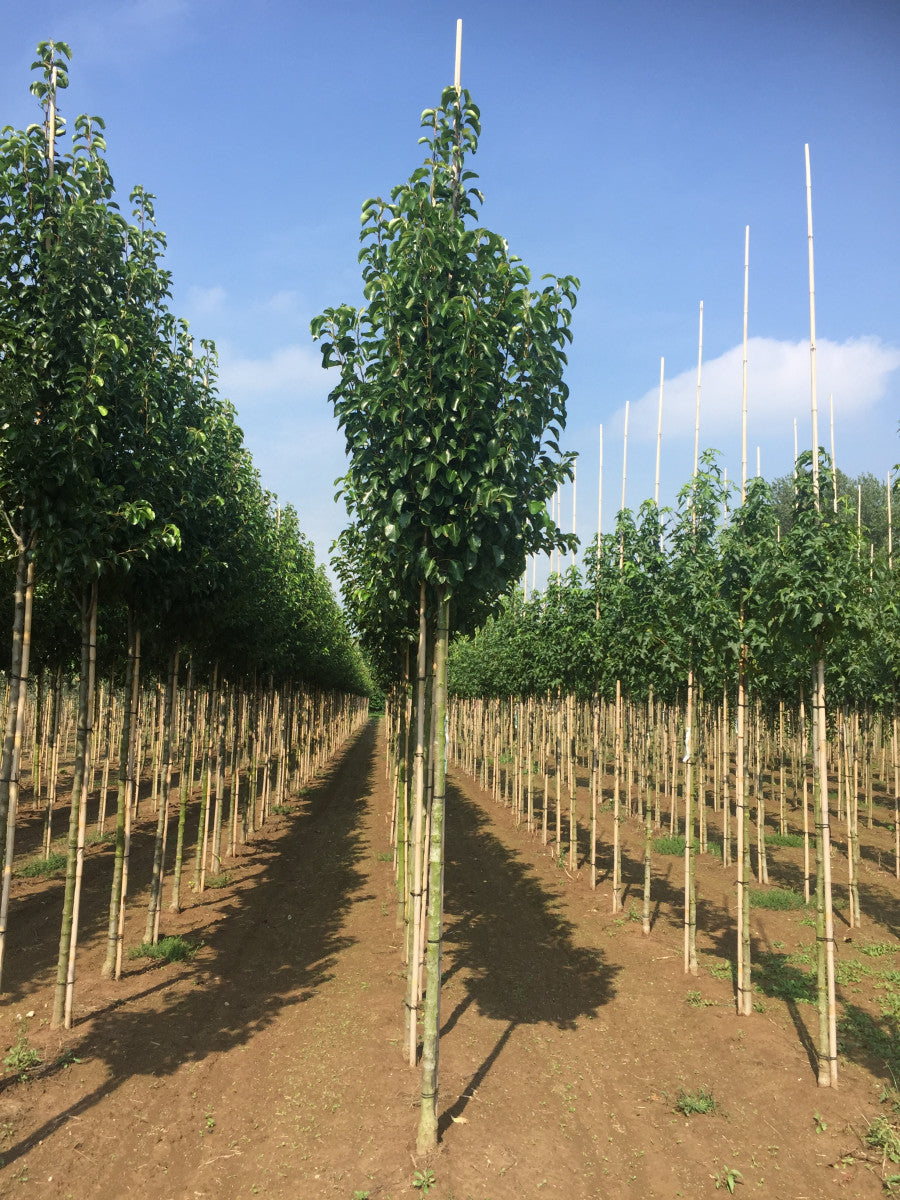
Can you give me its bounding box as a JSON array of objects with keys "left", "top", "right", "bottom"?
[
  {"left": 144, "top": 645, "right": 179, "bottom": 943},
  {"left": 416, "top": 587, "right": 449, "bottom": 1158},
  {"left": 813, "top": 652, "right": 838, "bottom": 1086},
  {"left": 52, "top": 580, "right": 98, "bottom": 1029},
  {"left": 0, "top": 549, "right": 35, "bottom": 991},
  {"left": 407, "top": 581, "right": 428, "bottom": 1065},
  {"left": 169, "top": 660, "right": 195, "bottom": 911},
  {"left": 101, "top": 613, "right": 141, "bottom": 978}
]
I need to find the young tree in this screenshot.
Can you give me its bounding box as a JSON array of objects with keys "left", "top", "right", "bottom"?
[{"left": 313, "top": 85, "right": 577, "bottom": 1155}]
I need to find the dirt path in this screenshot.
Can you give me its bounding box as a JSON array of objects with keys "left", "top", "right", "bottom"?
[{"left": 0, "top": 719, "right": 893, "bottom": 1199}]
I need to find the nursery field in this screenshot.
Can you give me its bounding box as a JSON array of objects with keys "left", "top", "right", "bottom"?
[{"left": 1, "top": 717, "right": 898, "bottom": 1200}]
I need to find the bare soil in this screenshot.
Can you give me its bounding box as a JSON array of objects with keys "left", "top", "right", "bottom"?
[{"left": 0, "top": 718, "right": 898, "bottom": 1200}]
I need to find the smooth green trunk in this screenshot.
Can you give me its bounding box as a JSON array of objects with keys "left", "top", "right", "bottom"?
[
  {"left": 101, "top": 613, "right": 139, "bottom": 978},
  {"left": 144, "top": 646, "right": 178, "bottom": 943},
  {"left": 52, "top": 581, "right": 97, "bottom": 1029},
  {"left": 416, "top": 589, "right": 449, "bottom": 1158},
  {"left": 0, "top": 549, "right": 34, "bottom": 991},
  {"left": 169, "top": 661, "right": 195, "bottom": 911}
]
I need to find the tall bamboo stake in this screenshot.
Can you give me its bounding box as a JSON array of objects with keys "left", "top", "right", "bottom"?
[
  {"left": 571, "top": 459, "right": 577, "bottom": 572},
  {"left": 654, "top": 358, "right": 664, "bottom": 505},
  {"left": 612, "top": 402, "right": 629, "bottom": 912},
  {"left": 694, "top": 302, "right": 703, "bottom": 478},
  {"left": 806, "top": 142, "right": 838, "bottom": 1086},
  {"left": 736, "top": 224, "right": 752, "bottom": 1017}
]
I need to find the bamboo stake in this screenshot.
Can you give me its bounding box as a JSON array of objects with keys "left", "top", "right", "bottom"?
[
  {"left": 806, "top": 142, "right": 838, "bottom": 1086},
  {"left": 736, "top": 224, "right": 752, "bottom": 1017},
  {"left": 571, "top": 459, "right": 577, "bottom": 572},
  {"left": 694, "top": 302, "right": 703, "bottom": 478},
  {"left": 611, "top": 403, "right": 629, "bottom": 912},
  {"left": 597, "top": 425, "right": 603, "bottom": 543},
  {"left": 806, "top": 146, "right": 820, "bottom": 489},
  {"left": 741, "top": 226, "right": 750, "bottom": 499},
  {"left": 654, "top": 358, "right": 664, "bottom": 505},
  {"left": 830, "top": 395, "right": 838, "bottom": 512},
  {"left": 620, "top": 401, "right": 629, "bottom": 521}
]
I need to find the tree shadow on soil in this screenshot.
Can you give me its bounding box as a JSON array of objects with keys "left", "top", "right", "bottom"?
[
  {"left": 437, "top": 777, "right": 620, "bottom": 1136},
  {"left": 0, "top": 719, "right": 379, "bottom": 1170}
]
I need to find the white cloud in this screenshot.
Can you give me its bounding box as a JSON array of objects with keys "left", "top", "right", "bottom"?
[
  {"left": 623, "top": 336, "right": 900, "bottom": 443},
  {"left": 184, "top": 284, "right": 227, "bottom": 319},
  {"left": 265, "top": 290, "right": 304, "bottom": 315},
  {"left": 217, "top": 342, "right": 327, "bottom": 401}
]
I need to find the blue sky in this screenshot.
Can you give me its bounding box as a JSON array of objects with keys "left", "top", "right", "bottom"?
[{"left": 3, "top": 1, "right": 898, "bottom": 585}]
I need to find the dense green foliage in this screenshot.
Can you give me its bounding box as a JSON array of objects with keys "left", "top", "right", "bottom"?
[
  {"left": 313, "top": 85, "right": 577, "bottom": 678},
  {"left": 450, "top": 453, "right": 895, "bottom": 710},
  {"left": 0, "top": 42, "right": 370, "bottom": 696}
]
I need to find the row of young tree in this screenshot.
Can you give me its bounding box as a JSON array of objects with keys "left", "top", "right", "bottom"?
[
  {"left": 313, "top": 29, "right": 898, "bottom": 1151},
  {"left": 445, "top": 451, "right": 899, "bottom": 1088},
  {"left": 451, "top": 457, "right": 897, "bottom": 709},
  {"left": 0, "top": 45, "right": 371, "bottom": 1025}
]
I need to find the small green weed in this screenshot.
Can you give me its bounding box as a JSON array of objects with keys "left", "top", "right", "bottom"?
[
  {"left": 271, "top": 804, "right": 294, "bottom": 816},
  {"left": 860, "top": 942, "right": 897, "bottom": 959},
  {"left": 375, "top": 851, "right": 393, "bottom": 862},
  {"left": 707, "top": 959, "right": 734, "bottom": 982},
  {"left": 351, "top": 1192, "right": 371, "bottom": 1200},
  {"left": 838, "top": 1005, "right": 900, "bottom": 1073},
  {"left": 789, "top": 942, "right": 815, "bottom": 966},
  {"left": 675, "top": 1087, "right": 717, "bottom": 1116},
  {"left": 85, "top": 829, "right": 116, "bottom": 846},
  {"left": 712, "top": 1167, "right": 743, "bottom": 1193},
  {"left": 55, "top": 1049, "right": 83, "bottom": 1068},
  {"left": 4, "top": 1030, "right": 40, "bottom": 1078},
  {"left": 880, "top": 1080, "right": 900, "bottom": 1115},
  {"left": 765, "top": 832, "right": 804, "bottom": 847},
  {"left": 412, "top": 1168, "right": 436, "bottom": 1194},
  {"left": 16, "top": 851, "right": 66, "bottom": 878},
  {"left": 755, "top": 952, "right": 816, "bottom": 1005},
  {"left": 685, "top": 990, "right": 715, "bottom": 1008},
  {"left": 128, "top": 935, "right": 199, "bottom": 964},
  {"left": 836, "top": 957, "right": 875, "bottom": 986},
  {"left": 813, "top": 1111, "right": 827, "bottom": 1133},
  {"left": 205, "top": 872, "right": 231, "bottom": 889},
  {"left": 652, "top": 835, "right": 685, "bottom": 855},
  {"left": 865, "top": 1115, "right": 900, "bottom": 1163},
  {"left": 881, "top": 988, "right": 900, "bottom": 1022},
  {"left": 749, "top": 887, "right": 805, "bottom": 910}
]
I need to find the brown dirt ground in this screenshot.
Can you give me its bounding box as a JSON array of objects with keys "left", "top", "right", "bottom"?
[{"left": 0, "top": 717, "right": 898, "bottom": 1200}]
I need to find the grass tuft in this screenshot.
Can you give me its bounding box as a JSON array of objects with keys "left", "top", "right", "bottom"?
[
  {"left": 749, "top": 887, "right": 805, "bottom": 910},
  {"left": 755, "top": 952, "right": 816, "bottom": 1005},
  {"left": 86, "top": 829, "right": 116, "bottom": 846},
  {"left": 15, "top": 851, "right": 67, "bottom": 878},
  {"left": 205, "top": 872, "right": 231, "bottom": 890},
  {"left": 765, "top": 832, "right": 804, "bottom": 848},
  {"left": 128, "top": 935, "right": 199, "bottom": 964},
  {"left": 859, "top": 942, "right": 897, "bottom": 959},
  {"left": 675, "top": 1086, "right": 718, "bottom": 1116},
  {"left": 4, "top": 1031, "right": 40, "bottom": 1077},
  {"left": 865, "top": 1115, "right": 900, "bottom": 1163},
  {"left": 652, "top": 835, "right": 685, "bottom": 855}
]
